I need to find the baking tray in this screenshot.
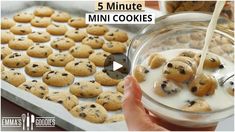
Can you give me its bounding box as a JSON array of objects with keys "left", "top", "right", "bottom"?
[{"left": 0, "top": 1, "right": 141, "bottom": 130}]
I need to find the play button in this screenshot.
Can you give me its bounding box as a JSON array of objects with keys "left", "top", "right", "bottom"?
[
  {"left": 104, "top": 53, "right": 131, "bottom": 80},
  {"left": 113, "top": 61, "right": 122, "bottom": 71}
]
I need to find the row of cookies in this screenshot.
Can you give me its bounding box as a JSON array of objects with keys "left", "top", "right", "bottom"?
[{"left": 1, "top": 66, "right": 124, "bottom": 123}]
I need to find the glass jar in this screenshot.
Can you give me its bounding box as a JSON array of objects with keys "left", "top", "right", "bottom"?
[{"left": 159, "top": 1, "right": 234, "bottom": 21}]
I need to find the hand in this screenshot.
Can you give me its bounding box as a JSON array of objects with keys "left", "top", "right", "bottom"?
[{"left": 122, "top": 75, "right": 217, "bottom": 131}]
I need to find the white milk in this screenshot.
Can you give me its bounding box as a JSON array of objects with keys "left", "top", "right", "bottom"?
[
  {"left": 139, "top": 49, "right": 234, "bottom": 111},
  {"left": 197, "top": 1, "right": 225, "bottom": 75}
]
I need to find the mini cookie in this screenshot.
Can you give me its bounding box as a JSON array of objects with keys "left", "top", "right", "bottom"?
[
  {"left": 148, "top": 53, "right": 166, "bottom": 69},
  {"left": 19, "top": 80, "right": 49, "bottom": 98},
  {"left": 190, "top": 31, "right": 205, "bottom": 41},
  {"left": 3, "top": 53, "right": 30, "bottom": 68},
  {"left": 8, "top": 37, "right": 33, "bottom": 50},
  {"left": 42, "top": 70, "right": 74, "bottom": 87},
  {"left": 105, "top": 114, "right": 125, "bottom": 123},
  {"left": 1, "top": 46, "right": 12, "bottom": 59},
  {"left": 25, "top": 62, "right": 51, "bottom": 77},
  {"left": 176, "top": 34, "right": 190, "bottom": 43},
  {"left": 34, "top": 6, "right": 54, "bottom": 17},
  {"left": 62, "top": 94, "right": 79, "bottom": 110},
  {"left": 27, "top": 44, "right": 53, "bottom": 58},
  {"left": 65, "top": 29, "right": 87, "bottom": 42},
  {"left": 1, "top": 17, "right": 16, "bottom": 29},
  {"left": 210, "top": 46, "right": 225, "bottom": 55},
  {"left": 88, "top": 51, "right": 110, "bottom": 67},
  {"left": 221, "top": 44, "right": 234, "bottom": 54},
  {"left": 51, "top": 37, "right": 75, "bottom": 50},
  {"left": 102, "top": 41, "right": 126, "bottom": 54},
  {"left": 70, "top": 102, "right": 107, "bottom": 123},
  {"left": 104, "top": 29, "right": 128, "bottom": 42},
  {"left": 51, "top": 11, "right": 71, "bottom": 22},
  {"left": 161, "top": 38, "right": 177, "bottom": 45},
  {"left": 47, "top": 52, "right": 74, "bottom": 67},
  {"left": 1, "top": 69, "right": 26, "bottom": 87},
  {"left": 28, "top": 31, "right": 51, "bottom": 43},
  {"left": 44, "top": 91, "right": 78, "bottom": 110},
  {"left": 178, "top": 51, "right": 196, "bottom": 58},
  {"left": 86, "top": 25, "right": 109, "bottom": 36},
  {"left": 10, "top": 25, "right": 32, "bottom": 35},
  {"left": 69, "top": 80, "right": 102, "bottom": 98},
  {"left": 194, "top": 53, "right": 221, "bottom": 69},
  {"left": 30, "top": 17, "right": 51, "bottom": 27},
  {"left": 46, "top": 24, "right": 67, "bottom": 35},
  {"left": 82, "top": 36, "right": 104, "bottom": 49},
  {"left": 133, "top": 65, "right": 149, "bottom": 82},
  {"left": 163, "top": 61, "right": 194, "bottom": 83},
  {"left": 94, "top": 70, "right": 120, "bottom": 86},
  {"left": 171, "top": 56, "right": 197, "bottom": 73},
  {"left": 189, "top": 73, "right": 217, "bottom": 97},
  {"left": 189, "top": 41, "right": 203, "bottom": 49},
  {"left": 69, "top": 45, "right": 93, "bottom": 58},
  {"left": 116, "top": 80, "right": 124, "bottom": 94},
  {"left": 181, "top": 99, "right": 212, "bottom": 112},
  {"left": 1, "top": 31, "right": 15, "bottom": 44},
  {"left": 179, "top": 1, "right": 205, "bottom": 11},
  {"left": 154, "top": 78, "right": 181, "bottom": 97},
  {"left": 68, "top": 17, "right": 88, "bottom": 28},
  {"left": 96, "top": 91, "right": 123, "bottom": 111},
  {"left": 214, "top": 35, "right": 231, "bottom": 45},
  {"left": 13, "top": 12, "right": 34, "bottom": 23},
  {"left": 65, "top": 60, "right": 96, "bottom": 76}
]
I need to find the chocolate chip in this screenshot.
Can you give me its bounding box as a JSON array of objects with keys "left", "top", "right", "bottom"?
[
  {"left": 16, "top": 62, "right": 20, "bottom": 66},
  {"left": 57, "top": 100, "right": 63, "bottom": 104},
  {"left": 79, "top": 113, "right": 86, "bottom": 118},
  {"left": 191, "top": 86, "right": 197, "bottom": 92},
  {"left": 90, "top": 80, "right": 95, "bottom": 83},
  {"left": 90, "top": 104, "right": 96, "bottom": 108},
  {"left": 144, "top": 69, "right": 149, "bottom": 73},
  {"left": 210, "top": 58, "right": 216, "bottom": 62},
  {"left": 109, "top": 33, "right": 114, "bottom": 36},
  {"left": 187, "top": 100, "right": 196, "bottom": 106},
  {"left": 20, "top": 30, "right": 26, "bottom": 33},
  {"left": 87, "top": 64, "right": 92, "bottom": 68},
  {"left": 75, "top": 82, "right": 80, "bottom": 85},
  {"left": 230, "top": 81, "right": 234, "bottom": 85},
  {"left": 40, "top": 86, "right": 46, "bottom": 90},
  {"left": 167, "top": 63, "right": 173, "bottom": 68},
  {"left": 161, "top": 83, "right": 166, "bottom": 88},
  {"left": 50, "top": 59, "right": 55, "bottom": 62},
  {"left": 62, "top": 73, "right": 68, "bottom": 76},
  {"left": 219, "top": 64, "right": 224, "bottom": 69},
  {"left": 179, "top": 68, "right": 186, "bottom": 74},
  {"left": 32, "top": 64, "right": 39, "bottom": 67},
  {"left": 32, "top": 80, "right": 37, "bottom": 82}
]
